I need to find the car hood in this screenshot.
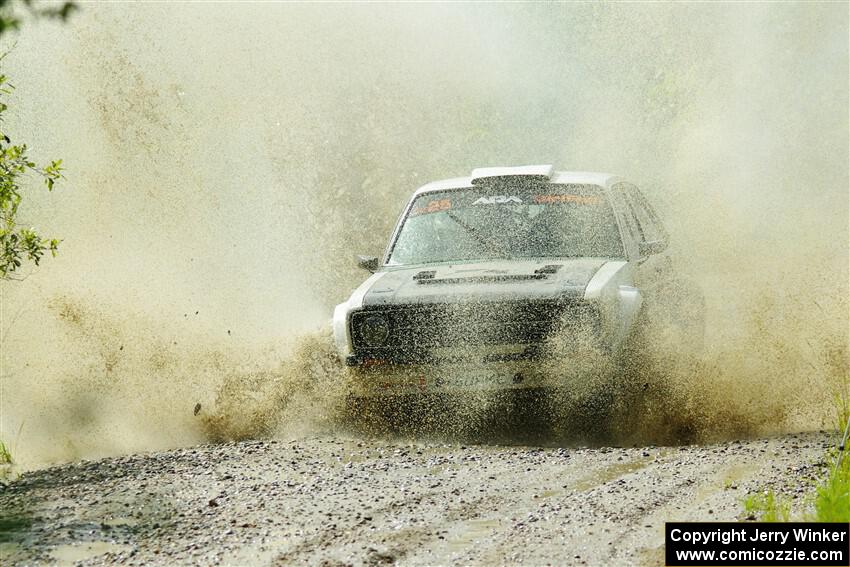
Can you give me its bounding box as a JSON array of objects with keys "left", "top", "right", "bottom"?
[{"left": 361, "top": 258, "right": 608, "bottom": 307}]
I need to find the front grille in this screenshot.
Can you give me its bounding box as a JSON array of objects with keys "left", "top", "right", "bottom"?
[{"left": 349, "top": 300, "right": 596, "bottom": 363}]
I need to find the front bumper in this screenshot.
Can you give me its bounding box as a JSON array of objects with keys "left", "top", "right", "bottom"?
[{"left": 346, "top": 352, "right": 610, "bottom": 398}]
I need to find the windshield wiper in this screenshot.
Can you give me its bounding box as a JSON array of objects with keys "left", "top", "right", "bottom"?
[{"left": 444, "top": 211, "right": 512, "bottom": 259}]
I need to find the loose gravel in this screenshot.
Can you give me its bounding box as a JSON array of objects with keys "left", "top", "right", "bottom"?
[{"left": 0, "top": 431, "right": 832, "bottom": 566}]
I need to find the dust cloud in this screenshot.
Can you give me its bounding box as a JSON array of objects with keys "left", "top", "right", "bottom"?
[{"left": 0, "top": 4, "right": 846, "bottom": 467}]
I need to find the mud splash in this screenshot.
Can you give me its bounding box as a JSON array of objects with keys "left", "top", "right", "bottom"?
[
  {"left": 200, "top": 332, "right": 350, "bottom": 442},
  {"left": 606, "top": 286, "right": 849, "bottom": 445},
  {"left": 199, "top": 292, "right": 846, "bottom": 447},
  {"left": 0, "top": 3, "right": 846, "bottom": 465}
]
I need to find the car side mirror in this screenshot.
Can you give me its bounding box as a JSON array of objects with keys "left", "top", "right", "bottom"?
[
  {"left": 639, "top": 239, "right": 667, "bottom": 257},
  {"left": 356, "top": 255, "right": 380, "bottom": 273}
]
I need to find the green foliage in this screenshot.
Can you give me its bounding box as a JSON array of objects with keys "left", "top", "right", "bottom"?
[
  {"left": 813, "top": 447, "right": 850, "bottom": 521},
  {"left": 814, "top": 459, "right": 850, "bottom": 521},
  {"left": 0, "top": 73, "right": 64, "bottom": 278},
  {"left": 0, "top": 440, "right": 14, "bottom": 483},
  {"left": 813, "top": 373, "right": 850, "bottom": 521},
  {"left": 0, "top": 1, "right": 77, "bottom": 277},
  {"left": 0, "top": 0, "right": 77, "bottom": 36},
  {"left": 0, "top": 439, "right": 11, "bottom": 464},
  {"left": 743, "top": 490, "right": 791, "bottom": 522}
]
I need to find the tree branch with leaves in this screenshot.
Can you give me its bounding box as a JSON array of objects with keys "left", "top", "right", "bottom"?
[
  {"left": 0, "top": 0, "right": 76, "bottom": 280},
  {"left": 0, "top": 73, "right": 64, "bottom": 279}
]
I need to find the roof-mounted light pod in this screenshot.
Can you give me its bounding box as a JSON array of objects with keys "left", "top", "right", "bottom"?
[{"left": 469, "top": 164, "right": 554, "bottom": 185}]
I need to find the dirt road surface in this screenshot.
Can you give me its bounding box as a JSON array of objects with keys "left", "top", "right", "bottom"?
[{"left": 0, "top": 432, "right": 831, "bottom": 566}]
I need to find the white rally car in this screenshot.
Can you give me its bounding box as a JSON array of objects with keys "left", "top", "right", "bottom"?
[{"left": 333, "top": 165, "right": 702, "bottom": 399}]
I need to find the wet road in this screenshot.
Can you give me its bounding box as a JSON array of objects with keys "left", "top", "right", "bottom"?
[{"left": 0, "top": 432, "right": 831, "bottom": 566}]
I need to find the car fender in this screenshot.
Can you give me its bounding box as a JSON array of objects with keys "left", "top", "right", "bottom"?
[
  {"left": 333, "top": 271, "right": 388, "bottom": 360},
  {"left": 615, "top": 284, "right": 643, "bottom": 351},
  {"left": 583, "top": 261, "right": 642, "bottom": 351}
]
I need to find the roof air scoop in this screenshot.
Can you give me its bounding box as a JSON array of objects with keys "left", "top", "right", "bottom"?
[{"left": 470, "top": 164, "right": 554, "bottom": 185}]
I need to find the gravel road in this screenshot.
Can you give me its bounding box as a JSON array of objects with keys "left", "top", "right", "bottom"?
[{"left": 0, "top": 431, "right": 832, "bottom": 566}]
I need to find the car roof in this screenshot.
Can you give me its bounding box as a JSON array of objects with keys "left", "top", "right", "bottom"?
[{"left": 412, "top": 167, "right": 625, "bottom": 197}]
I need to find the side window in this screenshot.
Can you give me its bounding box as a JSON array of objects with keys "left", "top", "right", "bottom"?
[
  {"left": 607, "top": 184, "right": 641, "bottom": 259},
  {"left": 621, "top": 183, "right": 665, "bottom": 244}
]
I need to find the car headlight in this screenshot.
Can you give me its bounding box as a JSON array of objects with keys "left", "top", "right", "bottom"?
[{"left": 357, "top": 314, "right": 390, "bottom": 347}]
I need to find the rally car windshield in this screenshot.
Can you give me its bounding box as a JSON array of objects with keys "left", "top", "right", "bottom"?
[{"left": 388, "top": 183, "right": 624, "bottom": 265}]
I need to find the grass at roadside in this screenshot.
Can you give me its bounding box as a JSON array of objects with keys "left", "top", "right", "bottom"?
[
  {"left": 812, "top": 450, "right": 849, "bottom": 521},
  {"left": 812, "top": 408, "right": 850, "bottom": 521},
  {"left": 806, "top": 343, "right": 850, "bottom": 521},
  {"left": 0, "top": 440, "right": 11, "bottom": 465},
  {"left": 743, "top": 489, "right": 791, "bottom": 522},
  {"left": 742, "top": 454, "right": 848, "bottom": 522},
  {"left": 744, "top": 370, "right": 849, "bottom": 523},
  {"left": 0, "top": 440, "right": 13, "bottom": 482},
  {"left": 743, "top": 428, "right": 849, "bottom": 522}
]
